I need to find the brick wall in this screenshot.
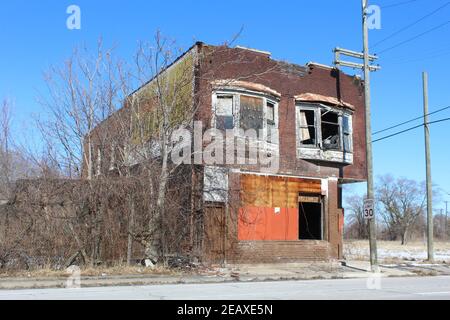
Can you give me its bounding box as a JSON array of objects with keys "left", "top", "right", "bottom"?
[
  {"left": 206, "top": 172, "right": 343, "bottom": 264},
  {"left": 196, "top": 44, "right": 367, "bottom": 182},
  {"left": 232, "top": 240, "right": 331, "bottom": 263}
]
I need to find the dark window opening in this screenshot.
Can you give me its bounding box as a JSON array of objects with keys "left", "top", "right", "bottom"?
[
  {"left": 299, "top": 110, "right": 316, "bottom": 146},
  {"left": 299, "top": 199, "right": 322, "bottom": 240},
  {"left": 240, "top": 95, "right": 264, "bottom": 132},
  {"left": 321, "top": 110, "right": 340, "bottom": 150},
  {"left": 267, "top": 101, "right": 275, "bottom": 123},
  {"left": 266, "top": 101, "right": 276, "bottom": 142}
]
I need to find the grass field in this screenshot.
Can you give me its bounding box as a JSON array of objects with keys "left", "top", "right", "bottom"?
[{"left": 344, "top": 240, "right": 450, "bottom": 263}]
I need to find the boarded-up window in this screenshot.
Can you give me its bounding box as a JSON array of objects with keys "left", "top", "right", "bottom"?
[
  {"left": 215, "top": 96, "right": 234, "bottom": 130},
  {"left": 299, "top": 109, "right": 316, "bottom": 146},
  {"left": 240, "top": 95, "right": 264, "bottom": 132}
]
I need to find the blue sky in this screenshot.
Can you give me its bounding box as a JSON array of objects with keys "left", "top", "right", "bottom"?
[{"left": 0, "top": 0, "right": 449, "bottom": 209}]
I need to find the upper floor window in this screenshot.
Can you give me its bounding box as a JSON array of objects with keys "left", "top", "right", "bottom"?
[
  {"left": 213, "top": 90, "right": 279, "bottom": 144},
  {"left": 299, "top": 109, "right": 317, "bottom": 146},
  {"left": 297, "top": 103, "right": 353, "bottom": 153},
  {"left": 215, "top": 95, "right": 234, "bottom": 131},
  {"left": 266, "top": 101, "right": 276, "bottom": 143}
]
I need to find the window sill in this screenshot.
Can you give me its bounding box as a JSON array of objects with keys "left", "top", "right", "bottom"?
[
  {"left": 297, "top": 147, "right": 353, "bottom": 164},
  {"left": 235, "top": 135, "right": 279, "bottom": 151}
]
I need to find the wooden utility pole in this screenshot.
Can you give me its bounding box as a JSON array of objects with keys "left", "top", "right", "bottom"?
[
  {"left": 334, "top": 0, "right": 380, "bottom": 271},
  {"left": 422, "top": 71, "right": 434, "bottom": 262},
  {"left": 362, "top": 0, "right": 378, "bottom": 271}
]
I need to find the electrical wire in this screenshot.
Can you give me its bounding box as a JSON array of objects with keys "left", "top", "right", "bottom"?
[
  {"left": 377, "top": 20, "right": 450, "bottom": 54},
  {"left": 383, "top": 42, "right": 450, "bottom": 62},
  {"left": 373, "top": 123, "right": 423, "bottom": 142},
  {"left": 382, "top": 47, "right": 450, "bottom": 66},
  {"left": 373, "top": 117, "right": 450, "bottom": 143},
  {"left": 373, "top": 106, "right": 450, "bottom": 135},
  {"left": 380, "top": 0, "right": 420, "bottom": 9},
  {"left": 372, "top": 1, "right": 450, "bottom": 48}
]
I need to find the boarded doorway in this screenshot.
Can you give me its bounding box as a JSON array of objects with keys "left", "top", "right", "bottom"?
[
  {"left": 299, "top": 194, "right": 323, "bottom": 240},
  {"left": 204, "top": 204, "right": 226, "bottom": 263}
]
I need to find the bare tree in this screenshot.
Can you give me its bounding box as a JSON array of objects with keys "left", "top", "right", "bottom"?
[
  {"left": 116, "top": 33, "right": 208, "bottom": 264},
  {"left": 0, "top": 99, "right": 12, "bottom": 200},
  {"left": 376, "top": 175, "right": 426, "bottom": 245},
  {"left": 34, "top": 40, "right": 132, "bottom": 265},
  {"left": 37, "top": 40, "right": 126, "bottom": 179},
  {"left": 27, "top": 31, "right": 276, "bottom": 267},
  {"left": 433, "top": 211, "right": 448, "bottom": 240},
  {"left": 0, "top": 99, "right": 39, "bottom": 199},
  {"left": 344, "top": 193, "right": 368, "bottom": 239}
]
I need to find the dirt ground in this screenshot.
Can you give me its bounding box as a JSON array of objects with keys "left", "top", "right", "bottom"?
[
  {"left": 0, "top": 265, "right": 180, "bottom": 279},
  {"left": 344, "top": 240, "right": 450, "bottom": 263}
]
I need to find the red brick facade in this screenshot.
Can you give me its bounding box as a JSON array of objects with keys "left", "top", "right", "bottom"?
[
  {"left": 87, "top": 43, "right": 367, "bottom": 264},
  {"left": 195, "top": 44, "right": 366, "bottom": 263}
]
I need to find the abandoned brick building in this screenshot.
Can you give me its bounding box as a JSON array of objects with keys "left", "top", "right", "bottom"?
[{"left": 87, "top": 42, "right": 367, "bottom": 264}]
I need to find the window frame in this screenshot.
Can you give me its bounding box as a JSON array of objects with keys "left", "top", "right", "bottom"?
[
  {"left": 213, "top": 94, "right": 235, "bottom": 131},
  {"left": 296, "top": 102, "right": 353, "bottom": 155},
  {"left": 297, "top": 106, "right": 319, "bottom": 148},
  {"left": 320, "top": 109, "right": 342, "bottom": 151},
  {"left": 212, "top": 89, "right": 279, "bottom": 144},
  {"left": 342, "top": 114, "right": 353, "bottom": 153}
]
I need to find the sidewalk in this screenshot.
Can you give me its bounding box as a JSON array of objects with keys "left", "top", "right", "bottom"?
[{"left": 1, "top": 261, "right": 449, "bottom": 290}]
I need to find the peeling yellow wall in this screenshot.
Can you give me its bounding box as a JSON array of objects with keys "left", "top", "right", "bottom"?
[{"left": 130, "top": 50, "right": 196, "bottom": 144}]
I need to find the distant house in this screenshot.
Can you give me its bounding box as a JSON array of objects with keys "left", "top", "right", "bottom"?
[{"left": 86, "top": 42, "right": 367, "bottom": 264}]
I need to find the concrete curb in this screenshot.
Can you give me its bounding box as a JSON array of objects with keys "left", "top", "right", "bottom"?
[
  {"left": 0, "top": 272, "right": 414, "bottom": 290},
  {"left": 2, "top": 261, "right": 448, "bottom": 290}
]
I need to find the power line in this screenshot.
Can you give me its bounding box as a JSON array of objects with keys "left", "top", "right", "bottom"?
[
  {"left": 372, "top": 2, "right": 450, "bottom": 48},
  {"left": 377, "top": 20, "right": 450, "bottom": 54},
  {"left": 373, "top": 123, "right": 423, "bottom": 142},
  {"left": 429, "top": 117, "right": 450, "bottom": 125},
  {"left": 383, "top": 42, "right": 450, "bottom": 62},
  {"left": 380, "top": 0, "right": 420, "bottom": 9},
  {"left": 373, "top": 117, "right": 450, "bottom": 143},
  {"left": 382, "top": 47, "right": 450, "bottom": 65},
  {"left": 373, "top": 106, "right": 450, "bottom": 135}
]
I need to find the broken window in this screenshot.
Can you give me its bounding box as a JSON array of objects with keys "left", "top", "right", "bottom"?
[
  {"left": 299, "top": 109, "right": 317, "bottom": 146},
  {"left": 321, "top": 110, "right": 340, "bottom": 150},
  {"left": 297, "top": 104, "right": 353, "bottom": 155},
  {"left": 240, "top": 95, "right": 264, "bottom": 132},
  {"left": 203, "top": 166, "right": 229, "bottom": 202},
  {"left": 215, "top": 95, "right": 234, "bottom": 130},
  {"left": 299, "top": 194, "right": 323, "bottom": 240}
]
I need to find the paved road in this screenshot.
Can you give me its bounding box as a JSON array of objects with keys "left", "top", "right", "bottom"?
[{"left": 1, "top": 276, "right": 450, "bottom": 300}]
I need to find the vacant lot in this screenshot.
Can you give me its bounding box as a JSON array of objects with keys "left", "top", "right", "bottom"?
[{"left": 344, "top": 240, "right": 450, "bottom": 263}]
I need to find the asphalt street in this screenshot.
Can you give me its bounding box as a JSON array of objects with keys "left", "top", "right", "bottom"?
[{"left": 1, "top": 276, "right": 450, "bottom": 300}]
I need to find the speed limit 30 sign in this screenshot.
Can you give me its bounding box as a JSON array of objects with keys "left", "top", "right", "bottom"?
[{"left": 364, "top": 199, "right": 374, "bottom": 220}]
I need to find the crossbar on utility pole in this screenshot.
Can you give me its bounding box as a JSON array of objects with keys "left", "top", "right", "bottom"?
[
  {"left": 362, "top": 0, "right": 378, "bottom": 271},
  {"left": 334, "top": 47, "right": 378, "bottom": 61},
  {"left": 334, "top": 60, "right": 381, "bottom": 72},
  {"left": 423, "top": 71, "right": 434, "bottom": 262}
]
